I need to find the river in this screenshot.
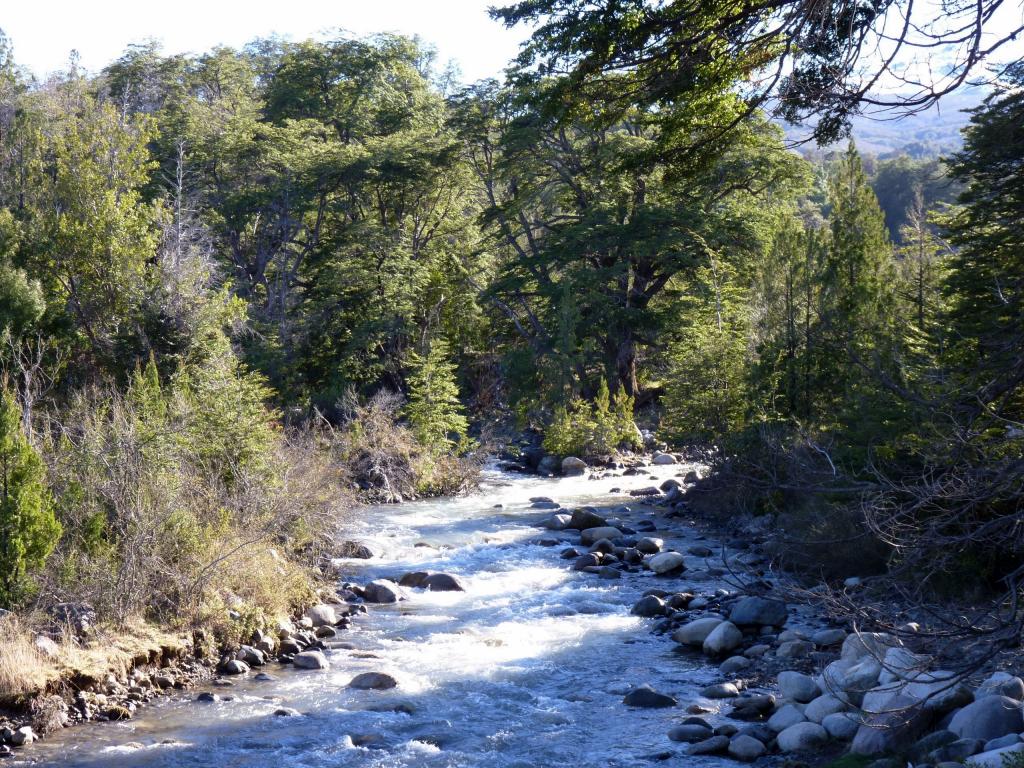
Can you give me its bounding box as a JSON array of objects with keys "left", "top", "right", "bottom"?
[{"left": 26, "top": 461, "right": 760, "bottom": 767}]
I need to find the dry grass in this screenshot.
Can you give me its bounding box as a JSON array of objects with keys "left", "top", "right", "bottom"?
[
  {"left": 0, "top": 614, "right": 187, "bottom": 706},
  {"left": 0, "top": 615, "right": 58, "bottom": 703}
]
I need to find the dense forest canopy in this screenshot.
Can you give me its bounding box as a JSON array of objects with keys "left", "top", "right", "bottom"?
[{"left": 0, "top": 0, "right": 1021, "bottom": 667}]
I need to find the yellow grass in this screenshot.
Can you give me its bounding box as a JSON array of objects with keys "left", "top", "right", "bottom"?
[{"left": 0, "top": 614, "right": 187, "bottom": 705}]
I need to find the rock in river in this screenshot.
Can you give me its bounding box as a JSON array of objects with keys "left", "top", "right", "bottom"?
[
  {"left": 363, "top": 579, "right": 405, "bottom": 603},
  {"left": 580, "top": 526, "right": 623, "bottom": 545},
  {"left": 673, "top": 617, "right": 723, "bottom": 647},
  {"left": 349, "top": 672, "right": 399, "bottom": 690},
  {"left": 424, "top": 573, "right": 466, "bottom": 592},
  {"left": 623, "top": 686, "right": 677, "bottom": 708},
  {"left": 647, "top": 551, "right": 686, "bottom": 574},
  {"left": 293, "top": 651, "right": 330, "bottom": 670},
  {"left": 562, "top": 456, "right": 587, "bottom": 475},
  {"left": 728, "top": 596, "right": 788, "bottom": 627}
]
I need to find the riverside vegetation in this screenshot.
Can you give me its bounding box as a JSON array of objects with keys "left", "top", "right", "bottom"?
[{"left": 0, "top": 0, "right": 1022, "bottom": 763}]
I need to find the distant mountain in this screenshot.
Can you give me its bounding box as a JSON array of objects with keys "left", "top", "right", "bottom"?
[{"left": 782, "top": 86, "right": 987, "bottom": 159}]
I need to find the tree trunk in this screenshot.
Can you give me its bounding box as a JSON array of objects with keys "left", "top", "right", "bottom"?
[{"left": 616, "top": 336, "right": 638, "bottom": 397}]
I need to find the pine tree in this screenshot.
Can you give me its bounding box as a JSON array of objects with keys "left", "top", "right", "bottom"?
[
  {"left": 405, "top": 339, "right": 469, "bottom": 451},
  {"left": 0, "top": 387, "right": 61, "bottom": 606}
]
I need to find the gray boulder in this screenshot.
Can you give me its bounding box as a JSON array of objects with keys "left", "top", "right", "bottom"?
[
  {"left": 729, "top": 596, "right": 788, "bottom": 627},
  {"left": 580, "top": 527, "right": 623, "bottom": 545},
  {"left": 668, "top": 723, "right": 714, "bottom": 743},
  {"left": 543, "top": 514, "right": 572, "bottom": 530},
  {"left": 701, "top": 683, "right": 740, "bottom": 699},
  {"left": 304, "top": 604, "right": 338, "bottom": 627},
  {"left": 688, "top": 735, "right": 730, "bottom": 755},
  {"left": 349, "top": 672, "right": 398, "bottom": 690},
  {"left": 636, "top": 537, "right": 663, "bottom": 554},
  {"left": 967, "top": 743, "right": 1024, "bottom": 767},
  {"left": 779, "top": 671, "right": 821, "bottom": 703},
  {"left": 652, "top": 452, "right": 677, "bottom": 465},
  {"left": 977, "top": 672, "right": 1024, "bottom": 701},
  {"left": 822, "top": 712, "right": 860, "bottom": 740},
  {"left": 776, "top": 722, "right": 829, "bottom": 752},
  {"left": 647, "top": 551, "right": 686, "bottom": 574},
  {"left": 293, "top": 651, "right": 330, "bottom": 670},
  {"left": 841, "top": 632, "right": 902, "bottom": 663},
  {"left": 424, "top": 573, "right": 465, "bottom": 592},
  {"left": 631, "top": 595, "right": 666, "bottom": 617},
  {"left": 850, "top": 694, "right": 932, "bottom": 755},
  {"left": 673, "top": 617, "right": 724, "bottom": 646},
  {"left": 768, "top": 703, "right": 807, "bottom": 733},
  {"left": 363, "top": 579, "right": 405, "bottom": 603},
  {"left": 703, "top": 621, "right": 744, "bottom": 656},
  {"left": 805, "top": 694, "right": 847, "bottom": 722},
  {"left": 568, "top": 507, "right": 607, "bottom": 530},
  {"left": 562, "top": 456, "right": 587, "bottom": 475},
  {"left": 623, "top": 686, "right": 677, "bottom": 708},
  {"left": 949, "top": 695, "right": 1024, "bottom": 742},
  {"left": 728, "top": 734, "right": 767, "bottom": 761}
]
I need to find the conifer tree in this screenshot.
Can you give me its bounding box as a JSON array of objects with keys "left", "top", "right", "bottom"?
[
  {"left": 405, "top": 339, "right": 469, "bottom": 451},
  {"left": 0, "top": 386, "right": 61, "bottom": 606}
]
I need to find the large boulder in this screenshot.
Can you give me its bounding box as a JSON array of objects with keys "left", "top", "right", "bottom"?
[
  {"left": 568, "top": 507, "right": 608, "bottom": 530},
  {"left": 651, "top": 452, "right": 677, "bottom": 465},
  {"left": 776, "top": 722, "right": 829, "bottom": 752},
  {"left": 977, "top": 672, "right": 1024, "bottom": 701},
  {"left": 850, "top": 694, "right": 933, "bottom": 755},
  {"left": 398, "top": 571, "right": 430, "bottom": 588},
  {"left": 580, "top": 527, "right": 623, "bottom": 546},
  {"left": 673, "top": 617, "right": 724, "bottom": 647},
  {"left": 949, "top": 695, "right": 1024, "bottom": 742},
  {"left": 703, "top": 621, "right": 744, "bottom": 656},
  {"left": 631, "top": 595, "right": 666, "bottom": 617},
  {"left": 728, "top": 734, "right": 766, "bottom": 761},
  {"left": 804, "top": 694, "right": 847, "bottom": 722},
  {"left": 349, "top": 672, "right": 398, "bottom": 690},
  {"left": 779, "top": 671, "right": 822, "bottom": 703},
  {"left": 729, "top": 596, "right": 788, "bottom": 628},
  {"left": 292, "top": 651, "right": 330, "bottom": 670},
  {"left": 623, "top": 686, "right": 677, "bottom": 708},
  {"left": 647, "top": 551, "right": 686, "bottom": 574},
  {"left": 967, "top": 742, "right": 1024, "bottom": 767},
  {"left": 768, "top": 704, "right": 807, "bottom": 733},
  {"left": 635, "top": 537, "right": 663, "bottom": 554},
  {"left": 822, "top": 712, "right": 860, "bottom": 740},
  {"left": 543, "top": 514, "right": 572, "bottom": 531},
  {"left": 363, "top": 579, "right": 405, "bottom": 604},
  {"left": 304, "top": 604, "right": 339, "bottom": 627},
  {"left": 424, "top": 573, "right": 465, "bottom": 592},
  {"left": 562, "top": 456, "right": 587, "bottom": 475},
  {"left": 840, "top": 632, "right": 902, "bottom": 663}
]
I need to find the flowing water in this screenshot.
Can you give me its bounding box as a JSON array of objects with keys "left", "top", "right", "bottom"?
[{"left": 27, "top": 462, "right": 761, "bottom": 768}]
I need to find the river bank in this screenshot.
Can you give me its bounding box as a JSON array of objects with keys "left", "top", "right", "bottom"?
[{"left": 6, "top": 455, "right": 1022, "bottom": 767}]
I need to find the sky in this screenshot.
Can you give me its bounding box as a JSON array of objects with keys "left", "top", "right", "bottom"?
[{"left": 1, "top": 0, "right": 529, "bottom": 82}]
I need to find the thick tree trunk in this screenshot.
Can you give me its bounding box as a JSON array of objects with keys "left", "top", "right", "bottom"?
[{"left": 616, "top": 336, "right": 639, "bottom": 397}]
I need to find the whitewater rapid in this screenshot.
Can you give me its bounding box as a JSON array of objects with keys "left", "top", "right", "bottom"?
[{"left": 28, "top": 461, "right": 754, "bottom": 767}]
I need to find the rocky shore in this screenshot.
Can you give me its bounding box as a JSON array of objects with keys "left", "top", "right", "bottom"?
[{"left": 6, "top": 451, "right": 1023, "bottom": 768}]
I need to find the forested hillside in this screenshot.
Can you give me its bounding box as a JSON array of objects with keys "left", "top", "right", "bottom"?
[{"left": 0, "top": 0, "right": 1022, "bottom": 718}]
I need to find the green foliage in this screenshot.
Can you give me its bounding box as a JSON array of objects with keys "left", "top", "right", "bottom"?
[
  {"left": 405, "top": 339, "right": 469, "bottom": 451},
  {"left": 542, "top": 380, "right": 640, "bottom": 457},
  {"left": 0, "top": 388, "right": 60, "bottom": 606}
]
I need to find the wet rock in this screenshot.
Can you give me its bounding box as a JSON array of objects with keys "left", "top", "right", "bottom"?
[
  {"left": 629, "top": 486, "right": 661, "bottom": 496},
  {"left": 648, "top": 551, "right": 686, "bottom": 575},
  {"left": 530, "top": 500, "right": 561, "bottom": 509},
  {"left": 703, "top": 621, "right": 744, "bottom": 656},
  {"left": 580, "top": 526, "right": 623, "bottom": 545},
  {"left": 424, "top": 573, "right": 465, "bottom": 592},
  {"left": 688, "top": 735, "right": 730, "bottom": 755},
  {"left": 597, "top": 566, "right": 622, "bottom": 579},
  {"left": 337, "top": 541, "right": 374, "bottom": 559},
  {"left": 349, "top": 672, "right": 398, "bottom": 690},
  {"left": 720, "top": 656, "right": 753, "bottom": 675},
  {"left": 363, "top": 579, "right": 405, "bottom": 603},
  {"left": 273, "top": 707, "right": 301, "bottom": 717},
  {"left": 727, "top": 695, "right": 776, "bottom": 720},
  {"left": 778, "top": 671, "right": 821, "bottom": 703},
  {"left": 635, "top": 537, "right": 663, "bottom": 554},
  {"left": 949, "top": 695, "right": 1024, "bottom": 742},
  {"left": 701, "top": 683, "right": 740, "bottom": 699},
  {"left": 543, "top": 514, "right": 572, "bottom": 530},
  {"left": 195, "top": 692, "right": 219, "bottom": 703},
  {"left": 674, "top": 617, "right": 724, "bottom": 647},
  {"left": 631, "top": 595, "right": 667, "bottom": 617},
  {"left": 10, "top": 726, "right": 35, "bottom": 746},
  {"left": 623, "top": 686, "right": 677, "bottom": 708},
  {"left": 218, "top": 659, "right": 249, "bottom": 675},
  {"left": 777, "top": 722, "right": 829, "bottom": 752},
  {"left": 568, "top": 507, "right": 608, "bottom": 530},
  {"left": 572, "top": 553, "right": 602, "bottom": 570},
  {"left": 728, "top": 734, "right": 767, "bottom": 761},
  {"left": 529, "top": 496, "right": 554, "bottom": 503},
  {"left": 729, "top": 596, "right": 788, "bottom": 628},
  {"left": 293, "top": 651, "right": 330, "bottom": 670},
  {"left": 398, "top": 572, "right": 430, "bottom": 588},
  {"left": 688, "top": 545, "right": 714, "bottom": 557},
  {"left": 562, "top": 457, "right": 587, "bottom": 475},
  {"left": 106, "top": 705, "right": 133, "bottom": 721},
  {"left": 668, "top": 724, "right": 714, "bottom": 743}
]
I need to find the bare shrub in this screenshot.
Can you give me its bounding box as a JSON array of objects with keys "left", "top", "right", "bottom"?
[{"left": 0, "top": 614, "right": 55, "bottom": 703}]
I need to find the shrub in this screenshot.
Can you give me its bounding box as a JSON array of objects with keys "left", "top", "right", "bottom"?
[
  {"left": 0, "top": 387, "right": 61, "bottom": 607},
  {"left": 543, "top": 380, "right": 642, "bottom": 458}
]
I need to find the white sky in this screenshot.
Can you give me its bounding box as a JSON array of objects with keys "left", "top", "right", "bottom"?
[{"left": 1, "top": 0, "right": 528, "bottom": 83}]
